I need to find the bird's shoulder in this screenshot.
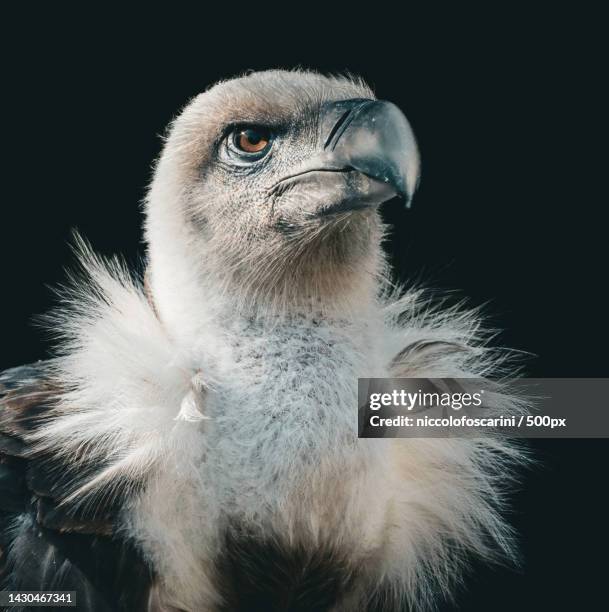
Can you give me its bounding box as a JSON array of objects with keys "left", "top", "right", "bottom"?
[{"left": 0, "top": 362, "right": 157, "bottom": 611}]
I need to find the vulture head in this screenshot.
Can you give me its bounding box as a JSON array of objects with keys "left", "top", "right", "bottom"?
[{"left": 145, "top": 70, "right": 420, "bottom": 334}]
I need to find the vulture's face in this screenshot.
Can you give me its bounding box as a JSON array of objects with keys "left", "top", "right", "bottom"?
[{"left": 147, "top": 70, "right": 419, "bottom": 306}]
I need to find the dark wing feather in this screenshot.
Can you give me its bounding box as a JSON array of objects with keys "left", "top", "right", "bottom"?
[{"left": 0, "top": 363, "right": 156, "bottom": 611}]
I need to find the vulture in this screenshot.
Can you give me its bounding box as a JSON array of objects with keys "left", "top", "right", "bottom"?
[{"left": 0, "top": 70, "right": 523, "bottom": 611}]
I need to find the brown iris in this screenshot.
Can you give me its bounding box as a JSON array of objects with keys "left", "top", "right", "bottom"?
[{"left": 233, "top": 126, "right": 271, "bottom": 154}]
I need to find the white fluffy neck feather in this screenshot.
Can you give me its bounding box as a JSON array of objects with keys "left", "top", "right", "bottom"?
[{"left": 33, "top": 241, "right": 523, "bottom": 611}]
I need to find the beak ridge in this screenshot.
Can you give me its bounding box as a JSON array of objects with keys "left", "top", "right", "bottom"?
[{"left": 319, "top": 98, "right": 420, "bottom": 206}]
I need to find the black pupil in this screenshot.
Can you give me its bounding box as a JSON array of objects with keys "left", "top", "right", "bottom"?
[{"left": 243, "top": 128, "right": 263, "bottom": 145}]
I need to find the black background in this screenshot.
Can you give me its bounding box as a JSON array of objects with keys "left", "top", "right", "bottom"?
[{"left": 1, "top": 6, "right": 607, "bottom": 611}]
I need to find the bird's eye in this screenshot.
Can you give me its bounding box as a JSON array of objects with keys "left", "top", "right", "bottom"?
[{"left": 231, "top": 126, "right": 272, "bottom": 155}]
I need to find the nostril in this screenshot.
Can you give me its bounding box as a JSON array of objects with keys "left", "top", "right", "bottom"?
[
  {"left": 324, "top": 108, "right": 353, "bottom": 150},
  {"left": 323, "top": 100, "right": 374, "bottom": 151}
]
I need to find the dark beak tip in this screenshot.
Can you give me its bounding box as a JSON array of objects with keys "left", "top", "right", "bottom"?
[{"left": 321, "top": 98, "right": 419, "bottom": 210}]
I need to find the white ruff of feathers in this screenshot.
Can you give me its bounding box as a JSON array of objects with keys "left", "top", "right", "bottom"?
[{"left": 31, "top": 240, "right": 526, "bottom": 611}]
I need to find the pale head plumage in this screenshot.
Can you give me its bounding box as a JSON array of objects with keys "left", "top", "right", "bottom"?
[{"left": 144, "top": 70, "right": 419, "bottom": 341}]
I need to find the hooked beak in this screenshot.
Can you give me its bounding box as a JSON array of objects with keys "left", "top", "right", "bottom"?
[{"left": 271, "top": 98, "right": 420, "bottom": 216}]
